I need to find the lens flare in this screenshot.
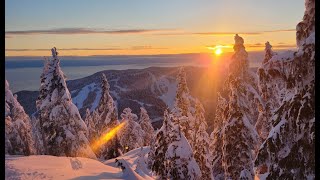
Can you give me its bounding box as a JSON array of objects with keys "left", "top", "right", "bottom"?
[{"left": 91, "top": 121, "right": 126, "bottom": 151}]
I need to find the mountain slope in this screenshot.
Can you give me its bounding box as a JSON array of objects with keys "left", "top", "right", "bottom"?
[{"left": 16, "top": 66, "right": 230, "bottom": 129}]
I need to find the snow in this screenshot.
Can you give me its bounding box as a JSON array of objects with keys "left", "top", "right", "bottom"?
[
  {"left": 269, "top": 50, "right": 295, "bottom": 62},
  {"left": 90, "top": 88, "right": 102, "bottom": 112},
  {"left": 72, "top": 83, "right": 96, "bottom": 109},
  {"left": 6, "top": 155, "right": 121, "bottom": 180},
  {"left": 5, "top": 147, "right": 154, "bottom": 180},
  {"left": 115, "top": 85, "right": 129, "bottom": 92},
  {"left": 255, "top": 173, "right": 269, "bottom": 180},
  {"left": 305, "top": 31, "right": 315, "bottom": 45},
  {"left": 149, "top": 72, "right": 177, "bottom": 109}
]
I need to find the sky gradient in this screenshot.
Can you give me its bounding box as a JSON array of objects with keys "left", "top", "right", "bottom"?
[{"left": 5, "top": 0, "right": 304, "bottom": 56}]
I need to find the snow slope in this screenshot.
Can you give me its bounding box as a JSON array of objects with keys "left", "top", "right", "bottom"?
[{"left": 5, "top": 147, "right": 153, "bottom": 180}]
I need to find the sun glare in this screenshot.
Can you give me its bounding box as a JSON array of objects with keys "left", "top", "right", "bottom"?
[
  {"left": 91, "top": 121, "right": 126, "bottom": 151},
  {"left": 215, "top": 48, "right": 223, "bottom": 55}
]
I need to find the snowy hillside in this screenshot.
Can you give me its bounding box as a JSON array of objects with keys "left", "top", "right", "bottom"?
[
  {"left": 5, "top": 147, "right": 153, "bottom": 180},
  {"left": 16, "top": 66, "right": 230, "bottom": 129}
]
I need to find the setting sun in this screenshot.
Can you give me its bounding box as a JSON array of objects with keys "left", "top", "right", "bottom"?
[{"left": 215, "top": 48, "right": 223, "bottom": 55}]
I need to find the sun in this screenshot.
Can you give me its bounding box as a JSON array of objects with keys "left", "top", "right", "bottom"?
[{"left": 215, "top": 48, "right": 223, "bottom": 55}]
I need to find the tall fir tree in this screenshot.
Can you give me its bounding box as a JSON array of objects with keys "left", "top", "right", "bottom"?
[
  {"left": 88, "top": 73, "right": 120, "bottom": 160},
  {"left": 139, "top": 107, "right": 154, "bottom": 146},
  {"left": 210, "top": 34, "right": 261, "bottom": 179},
  {"left": 5, "top": 80, "right": 36, "bottom": 155},
  {"left": 148, "top": 109, "right": 172, "bottom": 178},
  {"left": 148, "top": 109, "right": 201, "bottom": 179},
  {"left": 263, "top": 41, "right": 275, "bottom": 64},
  {"left": 191, "top": 99, "right": 213, "bottom": 180},
  {"left": 255, "top": 0, "right": 315, "bottom": 178},
  {"left": 171, "top": 67, "right": 196, "bottom": 148},
  {"left": 210, "top": 94, "right": 228, "bottom": 179},
  {"left": 35, "top": 47, "right": 96, "bottom": 159},
  {"left": 117, "top": 108, "right": 144, "bottom": 153},
  {"left": 84, "top": 108, "right": 96, "bottom": 142},
  {"left": 255, "top": 42, "right": 277, "bottom": 141},
  {"left": 165, "top": 113, "right": 201, "bottom": 180}
]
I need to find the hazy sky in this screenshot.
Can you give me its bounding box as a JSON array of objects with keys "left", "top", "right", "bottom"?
[{"left": 5, "top": 0, "right": 304, "bottom": 56}]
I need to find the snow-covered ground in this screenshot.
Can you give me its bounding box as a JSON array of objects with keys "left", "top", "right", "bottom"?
[{"left": 5, "top": 147, "right": 154, "bottom": 180}]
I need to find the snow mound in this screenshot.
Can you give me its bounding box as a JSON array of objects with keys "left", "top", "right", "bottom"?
[{"left": 5, "top": 147, "right": 154, "bottom": 180}]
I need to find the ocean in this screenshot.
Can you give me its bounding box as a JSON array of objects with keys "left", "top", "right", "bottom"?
[{"left": 5, "top": 53, "right": 264, "bottom": 93}]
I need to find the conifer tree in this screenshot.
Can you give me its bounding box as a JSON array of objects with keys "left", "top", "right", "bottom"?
[
  {"left": 210, "top": 35, "right": 261, "bottom": 179},
  {"left": 139, "top": 107, "right": 154, "bottom": 146},
  {"left": 118, "top": 108, "right": 144, "bottom": 153},
  {"left": 89, "top": 74, "right": 120, "bottom": 160},
  {"left": 192, "top": 99, "right": 213, "bottom": 180},
  {"left": 148, "top": 110, "right": 172, "bottom": 178},
  {"left": 263, "top": 41, "right": 275, "bottom": 64},
  {"left": 5, "top": 80, "right": 36, "bottom": 155},
  {"left": 149, "top": 110, "right": 201, "bottom": 179},
  {"left": 35, "top": 47, "right": 96, "bottom": 159},
  {"left": 171, "top": 67, "right": 195, "bottom": 146},
  {"left": 165, "top": 115, "right": 201, "bottom": 180},
  {"left": 255, "top": 0, "right": 315, "bottom": 178}
]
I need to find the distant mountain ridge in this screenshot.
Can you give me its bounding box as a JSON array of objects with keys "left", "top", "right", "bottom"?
[{"left": 16, "top": 66, "right": 257, "bottom": 130}]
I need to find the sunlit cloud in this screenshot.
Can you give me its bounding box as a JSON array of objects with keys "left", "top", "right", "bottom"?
[
  {"left": 5, "top": 46, "right": 167, "bottom": 52},
  {"left": 262, "top": 29, "right": 295, "bottom": 33},
  {"left": 5, "top": 28, "right": 296, "bottom": 37},
  {"left": 156, "top": 28, "right": 296, "bottom": 36},
  {"left": 5, "top": 28, "right": 178, "bottom": 36},
  {"left": 246, "top": 43, "right": 297, "bottom": 48},
  {"left": 206, "top": 45, "right": 233, "bottom": 50}
]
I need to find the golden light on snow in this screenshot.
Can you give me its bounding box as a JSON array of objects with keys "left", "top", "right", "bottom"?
[{"left": 91, "top": 121, "right": 126, "bottom": 151}]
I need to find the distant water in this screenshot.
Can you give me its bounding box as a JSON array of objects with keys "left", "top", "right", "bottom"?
[{"left": 5, "top": 53, "right": 264, "bottom": 93}]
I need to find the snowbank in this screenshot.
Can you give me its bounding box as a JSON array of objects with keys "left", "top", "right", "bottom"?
[{"left": 5, "top": 147, "right": 154, "bottom": 180}]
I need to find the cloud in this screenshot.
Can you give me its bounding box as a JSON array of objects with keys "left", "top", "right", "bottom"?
[
  {"left": 5, "top": 27, "right": 296, "bottom": 37},
  {"left": 206, "top": 43, "right": 296, "bottom": 50},
  {"left": 262, "top": 29, "right": 296, "bottom": 33},
  {"left": 157, "top": 29, "right": 296, "bottom": 36},
  {"left": 5, "top": 46, "right": 167, "bottom": 52},
  {"left": 247, "top": 43, "right": 297, "bottom": 48},
  {"left": 5, "top": 28, "right": 177, "bottom": 36}
]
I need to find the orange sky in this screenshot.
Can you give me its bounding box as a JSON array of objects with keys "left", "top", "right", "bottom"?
[{"left": 5, "top": 0, "right": 303, "bottom": 56}]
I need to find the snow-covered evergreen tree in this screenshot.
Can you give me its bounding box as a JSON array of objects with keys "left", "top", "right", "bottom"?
[
  {"left": 148, "top": 109, "right": 201, "bottom": 179},
  {"left": 171, "top": 67, "right": 197, "bottom": 149},
  {"left": 84, "top": 108, "right": 96, "bottom": 142},
  {"left": 255, "top": 42, "right": 277, "bottom": 141},
  {"left": 139, "top": 107, "right": 154, "bottom": 146},
  {"left": 192, "top": 99, "right": 213, "bottom": 180},
  {"left": 88, "top": 73, "right": 120, "bottom": 160},
  {"left": 255, "top": 0, "right": 315, "bottom": 178},
  {"left": 148, "top": 109, "right": 172, "bottom": 178},
  {"left": 172, "top": 67, "right": 191, "bottom": 117},
  {"left": 35, "top": 47, "right": 96, "bottom": 159},
  {"left": 263, "top": 41, "right": 275, "bottom": 64},
  {"left": 210, "top": 94, "right": 228, "bottom": 179},
  {"left": 118, "top": 108, "right": 144, "bottom": 153},
  {"left": 222, "top": 84, "right": 258, "bottom": 179},
  {"left": 165, "top": 119, "right": 201, "bottom": 180},
  {"left": 229, "top": 34, "right": 249, "bottom": 77},
  {"left": 210, "top": 34, "right": 261, "bottom": 179},
  {"left": 5, "top": 80, "right": 36, "bottom": 155}
]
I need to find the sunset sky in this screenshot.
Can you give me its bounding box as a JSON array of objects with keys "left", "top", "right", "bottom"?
[{"left": 5, "top": 0, "right": 304, "bottom": 56}]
